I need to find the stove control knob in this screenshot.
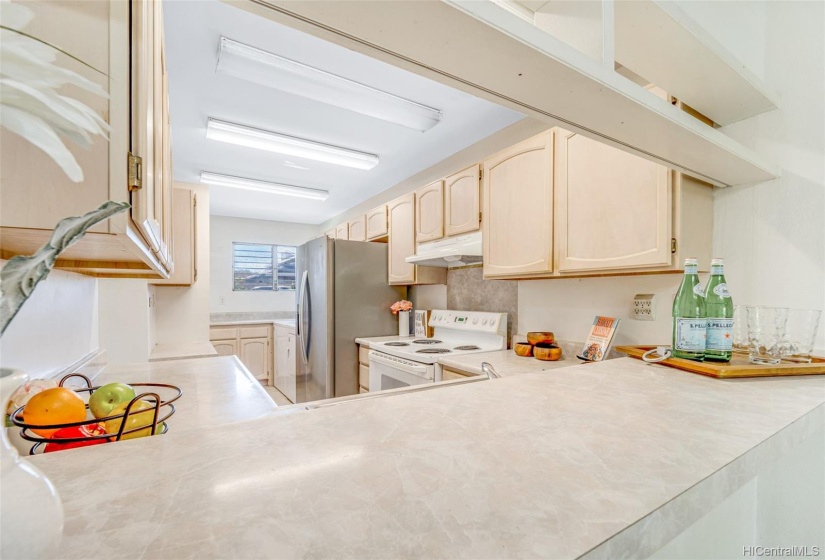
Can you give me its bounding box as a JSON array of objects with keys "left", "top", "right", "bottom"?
[
  {"left": 473, "top": 318, "right": 479, "bottom": 325},
  {"left": 482, "top": 319, "right": 488, "bottom": 325}
]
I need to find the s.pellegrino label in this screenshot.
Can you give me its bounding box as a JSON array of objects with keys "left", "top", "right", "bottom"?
[
  {"left": 672, "top": 259, "right": 706, "bottom": 361},
  {"left": 704, "top": 258, "right": 733, "bottom": 361},
  {"left": 706, "top": 318, "right": 734, "bottom": 351},
  {"left": 675, "top": 318, "right": 708, "bottom": 351}
]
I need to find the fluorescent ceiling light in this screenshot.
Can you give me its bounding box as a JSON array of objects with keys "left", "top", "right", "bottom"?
[
  {"left": 206, "top": 118, "right": 379, "bottom": 170},
  {"left": 216, "top": 37, "right": 442, "bottom": 132},
  {"left": 200, "top": 172, "right": 329, "bottom": 201}
]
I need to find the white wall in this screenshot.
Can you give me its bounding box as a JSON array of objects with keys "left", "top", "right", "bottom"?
[
  {"left": 519, "top": 274, "right": 687, "bottom": 347},
  {"left": 154, "top": 184, "right": 211, "bottom": 345},
  {"left": 0, "top": 268, "right": 99, "bottom": 379},
  {"left": 98, "top": 279, "right": 153, "bottom": 364},
  {"left": 210, "top": 215, "right": 317, "bottom": 313},
  {"left": 709, "top": 0, "right": 825, "bottom": 353}
]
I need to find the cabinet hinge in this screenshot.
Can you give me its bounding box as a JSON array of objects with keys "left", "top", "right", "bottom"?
[
  {"left": 128, "top": 152, "right": 142, "bottom": 191},
  {"left": 478, "top": 168, "right": 483, "bottom": 181},
  {"left": 194, "top": 267, "right": 198, "bottom": 281},
  {"left": 671, "top": 238, "right": 677, "bottom": 254},
  {"left": 193, "top": 194, "right": 197, "bottom": 207},
  {"left": 479, "top": 212, "right": 482, "bottom": 223},
  {"left": 126, "top": 152, "right": 143, "bottom": 191}
]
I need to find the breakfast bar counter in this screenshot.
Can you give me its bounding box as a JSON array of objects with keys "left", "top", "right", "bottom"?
[{"left": 28, "top": 357, "right": 825, "bottom": 559}]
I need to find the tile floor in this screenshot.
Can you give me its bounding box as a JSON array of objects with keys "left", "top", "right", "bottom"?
[{"left": 261, "top": 384, "right": 293, "bottom": 406}]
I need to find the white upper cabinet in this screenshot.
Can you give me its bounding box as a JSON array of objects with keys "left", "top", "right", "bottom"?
[
  {"left": 335, "top": 223, "right": 349, "bottom": 240},
  {"left": 387, "top": 193, "right": 417, "bottom": 284},
  {"left": 554, "top": 128, "right": 672, "bottom": 273},
  {"left": 444, "top": 164, "right": 481, "bottom": 237},
  {"left": 366, "top": 205, "right": 388, "bottom": 240},
  {"left": 415, "top": 180, "right": 444, "bottom": 243},
  {"left": 348, "top": 215, "right": 367, "bottom": 242},
  {"left": 482, "top": 131, "right": 554, "bottom": 278}
]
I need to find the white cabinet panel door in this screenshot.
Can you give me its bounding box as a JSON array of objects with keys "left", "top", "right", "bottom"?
[
  {"left": 554, "top": 129, "right": 671, "bottom": 272},
  {"left": 482, "top": 131, "right": 554, "bottom": 278},
  {"left": 240, "top": 337, "right": 268, "bottom": 380}
]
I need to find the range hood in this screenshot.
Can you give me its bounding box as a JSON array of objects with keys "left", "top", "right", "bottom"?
[{"left": 405, "top": 231, "right": 482, "bottom": 268}]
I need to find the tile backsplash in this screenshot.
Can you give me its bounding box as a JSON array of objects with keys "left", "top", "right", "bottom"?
[{"left": 447, "top": 265, "right": 517, "bottom": 345}]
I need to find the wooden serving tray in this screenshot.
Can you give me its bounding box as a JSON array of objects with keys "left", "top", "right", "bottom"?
[{"left": 616, "top": 346, "right": 825, "bottom": 379}]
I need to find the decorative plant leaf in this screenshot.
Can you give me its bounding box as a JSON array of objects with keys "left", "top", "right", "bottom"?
[{"left": 0, "top": 201, "right": 130, "bottom": 336}]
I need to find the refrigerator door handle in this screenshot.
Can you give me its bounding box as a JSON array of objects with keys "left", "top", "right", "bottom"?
[{"left": 298, "top": 270, "right": 310, "bottom": 364}]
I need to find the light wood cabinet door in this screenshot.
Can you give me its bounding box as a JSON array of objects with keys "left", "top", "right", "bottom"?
[
  {"left": 151, "top": 187, "right": 196, "bottom": 285},
  {"left": 387, "top": 193, "right": 417, "bottom": 284},
  {"left": 415, "top": 180, "right": 444, "bottom": 242},
  {"left": 366, "top": 205, "right": 388, "bottom": 240},
  {"left": 445, "top": 164, "right": 481, "bottom": 236},
  {"left": 131, "top": 0, "right": 171, "bottom": 271},
  {"left": 482, "top": 131, "right": 554, "bottom": 278},
  {"left": 348, "top": 215, "right": 367, "bottom": 241},
  {"left": 240, "top": 337, "right": 269, "bottom": 380},
  {"left": 335, "top": 223, "right": 349, "bottom": 240},
  {"left": 554, "top": 129, "right": 671, "bottom": 272},
  {"left": 325, "top": 229, "right": 336, "bottom": 239},
  {"left": 212, "top": 339, "right": 238, "bottom": 357},
  {"left": 0, "top": 1, "right": 171, "bottom": 278}
]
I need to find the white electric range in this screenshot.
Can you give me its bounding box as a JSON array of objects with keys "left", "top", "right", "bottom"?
[{"left": 369, "top": 310, "right": 507, "bottom": 391}]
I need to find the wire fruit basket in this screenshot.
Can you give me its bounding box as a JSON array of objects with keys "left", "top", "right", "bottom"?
[{"left": 9, "top": 373, "right": 182, "bottom": 455}]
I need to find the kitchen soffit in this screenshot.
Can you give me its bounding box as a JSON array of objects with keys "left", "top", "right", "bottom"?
[{"left": 163, "top": 0, "right": 524, "bottom": 224}]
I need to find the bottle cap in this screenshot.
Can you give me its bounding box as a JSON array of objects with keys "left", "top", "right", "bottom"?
[
  {"left": 684, "top": 258, "right": 698, "bottom": 265},
  {"left": 711, "top": 258, "right": 724, "bottom": 265}
]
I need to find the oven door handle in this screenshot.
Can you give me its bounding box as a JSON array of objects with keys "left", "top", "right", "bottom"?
[{"left": 369, "top": 352, "right": 431, "bottom": 376}]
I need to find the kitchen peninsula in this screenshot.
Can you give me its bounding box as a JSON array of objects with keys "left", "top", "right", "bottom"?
[{"left": 29, "top": 357, "right": 825, "bottom": 559}]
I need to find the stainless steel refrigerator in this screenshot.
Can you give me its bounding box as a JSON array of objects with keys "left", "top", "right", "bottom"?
[{"left": 295, "top": 237, "right": 406, "bottom": 403}]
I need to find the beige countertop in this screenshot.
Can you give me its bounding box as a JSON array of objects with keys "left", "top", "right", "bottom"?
[
  {"left": 84, "top": 356, "right": 277, "bottom": 434},
  {"left": 28, "top": 357, "right": 825, "bottom": 559},
  {"left": 211, "top": 318, "right": 296, "bottom": 333},
  {"left": 148, "top": 341, "right": 218, "bottom": 362},
  {"left": 439, "top": 345, "right": 582, "bottom": 377}
]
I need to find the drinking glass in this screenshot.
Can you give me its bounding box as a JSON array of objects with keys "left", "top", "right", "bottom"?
[
  {"left": 732, "top": 305, "right": 748, "bottom": 354},
  {"left": 746, "top": 306, "right": 789, "bottom": 364},
  {"left": 782, "top": 308, "right": 822, "bottom": 363}
]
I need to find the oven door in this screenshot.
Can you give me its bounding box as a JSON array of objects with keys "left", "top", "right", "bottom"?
[{"left": 369, "top": 351, "right": 434, "bottom": 391}]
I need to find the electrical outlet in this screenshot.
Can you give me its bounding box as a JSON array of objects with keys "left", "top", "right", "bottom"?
[
  {"left": 219, "top": 296, "right": 226, "bottom": 306},
  {"left": 633, "top": 293, "right": 656, "bottom": 321}
]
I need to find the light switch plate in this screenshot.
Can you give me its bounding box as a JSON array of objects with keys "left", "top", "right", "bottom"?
[{"left": 633, "top": 293, "right": 656, "bottom": 321}]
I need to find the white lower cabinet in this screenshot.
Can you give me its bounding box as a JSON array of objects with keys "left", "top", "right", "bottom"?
[
  {"left": 209, "top": 324, "right": 272, "bottom": 383},
  {"left": 358, "top": 344, "right": 370, "bottom": 392},
  {"left": 240, "top": 338, "right": 269, "bottom": 380},
  {"left": 274, "top": 325, "right": 297, "bottom": 403}
]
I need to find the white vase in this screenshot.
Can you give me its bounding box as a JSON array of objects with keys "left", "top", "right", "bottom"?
[
  {"left": 1, "top": 368, "right": 64, "bottom": 559},
  {"left": 398, "top": 310, "right": 410, "bottom": 337}
]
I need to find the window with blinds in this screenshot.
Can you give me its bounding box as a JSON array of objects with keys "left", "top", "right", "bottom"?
[{"left": 233, "top": 243, "right": 296, "bottom": 291}]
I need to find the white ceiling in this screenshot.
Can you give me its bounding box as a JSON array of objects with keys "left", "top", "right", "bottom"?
[{"left": 163, "top": 0, "right": 524, "bottom": 224}]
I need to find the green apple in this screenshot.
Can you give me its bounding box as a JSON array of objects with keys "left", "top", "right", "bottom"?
[
  {"left": 89, "top": 382, "right": 136, "bottom": 419},
  {"left": 104, "top": 399, "right": 164, "bottom": 440}
]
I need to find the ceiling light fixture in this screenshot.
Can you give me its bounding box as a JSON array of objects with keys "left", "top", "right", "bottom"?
[
  {"left": 200, "top": 171, "right": 329, "bottom": 201},
  {"left": 216, "top": 37, "right": 442, "bottom": 132},
  {"left": 206, "top": 118, "right": 379, "bottom": 170}
]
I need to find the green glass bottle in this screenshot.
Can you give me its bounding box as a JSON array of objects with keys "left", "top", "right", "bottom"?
[
  {"left": 672, "top": 258, "right": 706, "bottom": 361},
  {"left": 704, "top": 258, "right": 734, "bottom": 362}
]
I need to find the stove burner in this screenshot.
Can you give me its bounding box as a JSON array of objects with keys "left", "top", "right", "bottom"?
[
  {"left": 454, "top": 345, "right": 481, "bottom": 351},
  {"left": 416, "top": 348, "right": 452, "bottom": 354},
  {"left": 413, "top": 339, "right": 442, "bottom": 345},
  {"left": 384, "top": 342, "right": 410, "bottom": 347}
]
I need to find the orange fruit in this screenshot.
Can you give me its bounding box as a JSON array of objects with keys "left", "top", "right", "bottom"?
[{"left": 22, "top": 387, "right": 87, "bottom": 438}]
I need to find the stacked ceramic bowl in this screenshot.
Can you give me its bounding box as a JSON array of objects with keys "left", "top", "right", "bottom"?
[{"left": 514, "top": 332, "right": 562, "bottom": 361}]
